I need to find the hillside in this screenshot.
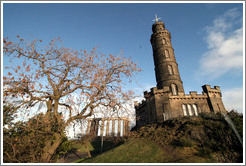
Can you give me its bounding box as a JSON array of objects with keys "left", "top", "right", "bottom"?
[
  {"left": 80, "top": 138, "right": 165, "bottom": 163},
  {"left": 76, "top": 112, "right": 243, "bottom": 163}
]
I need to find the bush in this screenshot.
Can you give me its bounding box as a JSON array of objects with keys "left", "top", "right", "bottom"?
[{"left": 171, "top": 138, "right": 194, "bottom": 147}]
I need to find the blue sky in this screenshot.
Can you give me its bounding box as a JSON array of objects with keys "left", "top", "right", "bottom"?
[{"left": 2, "top": 2, "right": 244, "bottom": 113}]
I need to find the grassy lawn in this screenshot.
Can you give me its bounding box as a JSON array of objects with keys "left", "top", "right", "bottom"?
[
  {"left": 75, "top": 138, "right": 212, "bottom": 163},
  {"left": 79, "top": 138, "right": 165, "bottom": 163}
]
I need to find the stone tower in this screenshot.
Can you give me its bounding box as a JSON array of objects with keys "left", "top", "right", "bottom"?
[
  {"left": 150, "top": 21, "right": 184, "bottom": 94},
  {"left": 135, "top": 16, "right": 227, "bottom": 128}
]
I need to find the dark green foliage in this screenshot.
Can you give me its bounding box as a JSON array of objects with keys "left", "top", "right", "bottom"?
[
  {"left": 172, "top": 138, "right": 194, "bottom": 147},
  {"left": 197, "top": 146, "right": 213, "bottom": 158},
  {"left": 53, "top": 135, "right": 72, "bottom": 160},
  {"left": 228, "top": 110, "right": 243, "bottom": 138},
  {"left": 3, "top": 104, "right": 16, "bottom": 127},
  {"left": 3, "top": 112, "right": 71, "bottom": 163}
]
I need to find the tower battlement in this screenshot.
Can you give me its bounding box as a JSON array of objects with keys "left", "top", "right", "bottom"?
[
  {"left": 202, "top": 85, "right": 222, "bottom": 97},
  {"left": 202, "top": 84, "right": 221, "bottom": 92}
]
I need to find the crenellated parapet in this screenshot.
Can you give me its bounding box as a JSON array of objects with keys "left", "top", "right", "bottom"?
[
  {"left": 202, "top": 85, "right": 222, "bottom": 97},
  {"left": 169, "top": 91, "right": 208, "bottom": 100},
  {"left": 134, "top": 99, "right": 146, "bottom": 109}
]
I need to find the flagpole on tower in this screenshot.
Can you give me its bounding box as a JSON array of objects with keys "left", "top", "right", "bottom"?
[{"left": 153, "top": 14, "right": 161, "bottom": 22}]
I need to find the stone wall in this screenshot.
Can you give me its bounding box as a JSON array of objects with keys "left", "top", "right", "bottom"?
[{"left": 135, "top": 85, "right": 227, "bottom": 128}]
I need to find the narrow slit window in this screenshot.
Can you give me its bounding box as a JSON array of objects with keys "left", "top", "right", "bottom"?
[
  {"left": 164, "top": 49, "right": 169, "bottom": 58},
  {"left": 192, "top": 104, "right": 198, "bottom": 116},
  {"left": 187, "top": 104, "right": 193, "bottom": 116},
  {"left": 163, "top": 113, "right": 166, "bottom": 121},
  {"left": 182, "top": 104, "right": 187, "bottom": 116},
  {"left": 162, "top": 38, "right": 166, "bottom": 45},
  {"left": 168, "top": 65, "right": 174, "bottom": 75},
  {"left": 171, "top": 84, "right": 178, "bottom": 95}
]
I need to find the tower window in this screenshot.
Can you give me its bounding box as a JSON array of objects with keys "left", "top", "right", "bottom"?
[
  {"left": 162, "top": 38, "right": 166, "bottom": 45},
  {"left": 170, "top": 84, "right": 178, "bottom": 95},
  {"left": 164, "top": 49, "right": 169, "bottom": 58},
  {"left": 168, "top": 65, "right": 174, "bottom": 75}
]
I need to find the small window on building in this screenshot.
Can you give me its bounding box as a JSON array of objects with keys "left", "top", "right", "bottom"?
[
  {"left": 192, "top": 104, "right": 198, "bottom": 116},
  {"left": 171, "top": 84, "right": 178, "bottom": 95},
  {"left": 163, "top": 113, "right": 166, "bottom": 121},
  {"left": 182, "top": 104, "right": 188, "bottom": 116},
  {"left": 164, "top": 49, "right": 170, "bottom": 58},
  {"left": 168, "top": 65, "right": 174, "bottom": 75}
]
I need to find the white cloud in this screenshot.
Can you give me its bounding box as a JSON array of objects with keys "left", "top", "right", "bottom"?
[
  {"left": 222, "top": 87, "right": 244, "bottom": 113},
  {"left": 198, "top": 8, "right": 243, "bottom": 79}
]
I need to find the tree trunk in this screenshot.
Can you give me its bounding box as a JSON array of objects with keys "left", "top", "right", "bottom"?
[
  {"left": 85, "top": 144, "right": 91, "bottom": 158},
  {"left": 41, "top": 133, "right": 62, "bottom": 163}
]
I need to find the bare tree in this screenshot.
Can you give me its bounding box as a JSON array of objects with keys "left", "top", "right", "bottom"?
[{"left": 3, "top": 36, "right": 140, "bottom": 162}]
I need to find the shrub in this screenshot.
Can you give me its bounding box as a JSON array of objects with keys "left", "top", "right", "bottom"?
[{"left": 171, "top": 138, "right": 194, "bottom": 147}]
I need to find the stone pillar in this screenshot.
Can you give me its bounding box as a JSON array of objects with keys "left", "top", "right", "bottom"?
[
  {"left": 122, "top": 120, "right": 125, "bottom": 136},
  {"left": 112, "top": 119, "right": 115, "bottom": 136},
  {"left": 81, "top": 119, "right": 83, "bottom": 136},
  {"left": 86, "top": 120, "right": 91, "bottom": 135},
  {"left": 106, "top": 120, "right": 110, "bottom": 136},
  {"left": 95, "top": 119, "right": 99, "bottom": 136},
  {"left": 125, "top": 120, "right": 129, "bottom": 136},
  {"left": 90, "top": 120, "right": 95, "bottom": 136},
  {"left": 118, "top": 119, "right": 121, "bottom": 137},
  {"left": 100, "top": 120, "right": 105, "bottom": 137}
]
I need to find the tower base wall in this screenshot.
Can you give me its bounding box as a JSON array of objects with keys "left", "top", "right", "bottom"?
[{"left": 135, "top": 85, "right": 227, "bottom": 128}]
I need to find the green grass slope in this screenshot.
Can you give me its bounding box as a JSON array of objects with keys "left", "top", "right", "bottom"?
[{"left": 80, "top": 138, "right": 165, "bottom": 163}]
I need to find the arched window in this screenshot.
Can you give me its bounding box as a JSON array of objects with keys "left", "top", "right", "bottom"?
[
  {"left": 182, "top": 104, "right": 199, "bottom": 117},
  {"left": 162, "top": 38, "right": 166, "bottom": 45},
  {"left": 168, "top": 65, "right": 174, "bottom": 75},
  {"left": 170, "top": 84, "right": 178, "bottom": 95},
  {"left": 187, "top": 104, "right": 193, "bottom": 116},
  {"left": 182, "top": 104, "right": 188, "bottom": 116},
  {"left": 192, "top": 104, "right": 198, "bottom": 115},
  {"left": 164, "top": 49, "right": 170, "bottom": 58}
]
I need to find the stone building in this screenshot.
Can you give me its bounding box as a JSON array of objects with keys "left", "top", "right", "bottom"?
[
  {"left": 135, "top": 19, "right": 227, "bottom": 127},
  {"left": 67, "top": 117, "right": 130, "bottom": 139}
]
